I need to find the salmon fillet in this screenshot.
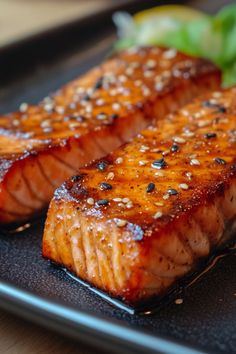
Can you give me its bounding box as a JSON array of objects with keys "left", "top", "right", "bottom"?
[
  {"left": 43, "top": 88, "right": 236, "bottom": 306},
  {"left": 0, "top": 47, "right": 220, "bottom": 224}
]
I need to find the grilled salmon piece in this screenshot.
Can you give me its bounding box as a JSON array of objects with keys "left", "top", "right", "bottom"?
[
  {"left": 43, "top": 88, "right": 236, "bottom": 306},
  {"left": 0, "top": 47, "right": 220, "bottom": 224}
]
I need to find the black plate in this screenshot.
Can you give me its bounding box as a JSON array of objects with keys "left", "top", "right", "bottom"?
[{"left": 1, "top": 1, "right": 236, "bottom": 354}]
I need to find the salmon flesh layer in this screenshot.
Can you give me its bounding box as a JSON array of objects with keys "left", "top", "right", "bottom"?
[
  {"left": 0, "top": 47, "right": 220, "bottom": 223},
  {"left": 43, "top": 88, "right": 236, "bottom": 306}
]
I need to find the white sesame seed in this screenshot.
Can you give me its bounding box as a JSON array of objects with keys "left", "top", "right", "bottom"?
[
  {"left": 134, "top": 80, "right": 142, "bottom": 87},
  {"left": 153, "top": 211, "right": 163, "bottom": 219},
  {"left": 179, "top": 183, "right": 189, "bottom": 190},
  {"left": 126, "top": 202, "right": 133, "bottom": 209},
  {"left": 140, "top": 145, "right": 149, "bottom": 152},
  {"left": 155, "top": 171, "right": 164, "bottom": 177},
  {"left": 115, "top": 157, "right": 123, "bottom": 164},
  {"left": 55, "top": 106, "right": 65, "bottom": 114},
  {"left": 175, "top": 298, "right": 183, "bottom": 305},
  {"left": 163, "top": 194, "right": 170, "bottom": 200},
  {"left": 110, "top": 89, "right": 118, "bottom": 96},
  {"left": 181, "top": 109, "right": 190, "bottom": 117},
  {"left": 107, "top": 172, "right": 114, "bottom": 180},
  {"left": 113, "top": 198, "right": 122, "bottom": 202},
  {"left": 142, "top": 87, "right": 151, "bottom": 97},
  {"left": 118, "top": 75, "right": 127, "bottom": 83},
  {"left": 96, "top": 113, "right": 107, "bottom": 120},
  {"left": 115, "top": 219, "right": 127, "bottom": 227},
  {"left": 197, "top": 120, "right": 211, "bottom": 127},
  {"left": 185, "top": 172, "right": 192, "bottom": 180},
  {"left": 41, "top": 119, "right": 51, "bottom": 128},
  {"left": 19, "top": 102, "right": 28, "bottom": 112},
  {"left": 212, "top": 91, "right": 222, "bottom": 98},
  {"left": 154, "top": 202, "right": 164, "bottom": 206},
  {"left": 12, "top": 119, "right": 20, "bottom": 127},
  {"left": 173, "top": 136, "right": 186, "bottom": 144},
  {"left": 87, "top": 198, "right": 94, "bottom": 205},
  {"left": 155, "top": 82, "right": 165, "bottom": 91},
  {"left": 163, "top": 48, "right": 177, "bottom": 59},
  {"left": 139, "top": 160, "right": 148, "bottom": 166},
  {"left": 112, "top": 102, "right": 121, "bottom": 110},
  {"left": 122, "top": 198, "right": 130, "bottom": 203},
  {"left": 96, "top": 98, "right": 105, "bottom": 106},
  {"left": 144, "top": 71, "right": 153, "bottom": 78},
  {"left": 44, "top": 103, "right": 54, "bottom": 112},
  {"left": 146, "top": 59, "right": 156, "bottom": 68},
  {"left": 118, "top": 203, "right": 126, "bottom": 208},
  {"left": 125, "top": 67, "right": 134, "bottom": 76},
  {"left": 162, "top": 149, "right": 170, "bottom": 156},
  {"left": 190, "top": 159, "right": 200, "bottom": 166},
  {"left": 183, "top": 131, "right": 195, "bottom": 137}
]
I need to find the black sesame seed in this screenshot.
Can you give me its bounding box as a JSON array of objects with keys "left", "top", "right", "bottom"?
[
  {"left": 205, "top": 132, "right": 217, "bottom": 139},
  {"left": 97, "top": 199, "right": 109, "bottom": 206},
  {"left": 111, "top": 113, "right": 119, "bottom": 120},
  {"left": 83, "top": 94, "right": 91, "bottom": 101},
  {"left": 152, "top": 158, "right": 167, "bottom": 169},
  {"left": 97, "top": 161, "right": 108, "bottom": 171},
  {"left": 171, "top": 144, "right": 180, "bottom": 152},
  {"left": 167, "top": 188, "right": 178, "bottom": 195},
  {"left": 214, "top": 157, "right": 226, "bottom": 165},
  {"left": 100, "top": 182, "right": 112, "bottom": 190},
  {"left": 146, "top": 182, "right": 155, "bottom": 193},
  {"left": 202, "top": 100, "right": 217, "bottom": 108},
  {"left": 217, "top": 106, "right": 226, "bottom": 113},
  {"left": 71, "top": 175, "right": 82, "bottom": 182},
  {"left": 94, "top": 77, "right": 103, "bottom": 90}
]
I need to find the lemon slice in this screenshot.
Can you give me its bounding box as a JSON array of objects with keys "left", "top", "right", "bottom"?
[{"left": 134, "top": 5, "right": 205, "bottom": 25}]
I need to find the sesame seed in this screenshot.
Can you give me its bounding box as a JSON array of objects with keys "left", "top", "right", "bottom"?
[
  {"left": 97, "top": 199, "right": 109, "bottom": 206},
  {"left": 100, "top": 182, "right": 112, "bottom": 190},
  {"left": 214, "top": 157, "right": 226, "bottom": 165},
  {"left": 96, "top": 98, "right": 105, "bottom": 106},
  {"left": 212, "top": 91, "right": 222, "bottom": 98},
  {"left": 97, "top": 161, "right": 108, "bottom": 171},
  {"left": 96, "top": 113, "right": 107, "bottom": 120},
  {"left": 113, "top": 197, "right": 122, "bottom": 202},
  {"left": 183, "top": 131, "right": 195, "bottom": 137},
  {"left": 115, "top": 157, "right": 123, "bottom": 164},
  {"left": 185, "top": 172, "right": 192, "bottom": 180},
  {"left": 205, "top": 132, "right": 217, "bottom": 139},
  {"left": 139, "top": 160, "right": 148, "bottom": 166},
  {"left": 19, "top": 102, "right": 28, "bottom": 112},
  {"left": 155, "top": 171, "right": 164, "bottom": 177},
  {"left": 122, "top": 197, "right": 130, "bottom": 203},
  {"left": 152, "top": 158, "right": 167, "bottom": 169},
  {"left": 115, "top": 219, "right": 127, "bottom": 227},
  {"left": 112, "top": 102, "right": 121, "bottom": 110},
  {"left": 154, "top": 202, "right": 164, "bottom": 206},
  {"left": 118, "top": 75, "right": 127, "bottom": 83},
  {"left": 175, "top": 298, "right": 183, "bottom": 305},
  {"left": 153, "top": 211, "right": 163, "bottom": 219},
  {"left": 190, "top": 159, "right": 200, "bottom": 166},
  {"left": 173, "top": 136, "right": 186, "bottom": 144},
  {"left": 55, "top": 106, "right": 65, "bottom": 114},
  {"left": 167, "top": 188, "right": 178, "bottom": 196},
  {"left": 142, "top": 87, "right": 151, "bottom": 97},
  {"left": 144, "top": 71, "right": 153, "bottom": 78},
  {"left": 87, "top": 198, "right": 94, "bottom": 205},
  {"left": 146, "top": 183, "right": 155, "bottom": 193},
  {"left": 134, "top": 80, "right": 142, "bottom": 87},
  {"left": 107, "top": 172, "right": 114, "bottom": 180},
  {"left": 12, "top": 119, "right": 20, "bottom": 127},
  {"left": 162, "top": 149, "right": 170, "bottom": 156},
  {"left": 71, "top": 175, "right": 82, "bottom": 182},
  {"left": 126, "top": 202, "right": 133, "bottom": 209},
  {"left": 118, "top": 202, "right": 126, "bottom": 208},
  {"left": 171, "top": 144, "right": 179, "bottom": 152},
  {"left": 163, "top": 48, "right": 177, "bottom": 59},
  {"left": 163, "top": 194, "right": 170, "bottom": 200},
  {"left": 179, "top": 183, "right": 189, "bottom": 190},
  {"left": 197, "top": 120, "right": 211, "bottom": 128}
]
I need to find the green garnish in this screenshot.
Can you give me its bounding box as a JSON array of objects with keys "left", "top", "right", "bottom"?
[{"left": 113, "top": 4, "right": 236, "bottom": 86}]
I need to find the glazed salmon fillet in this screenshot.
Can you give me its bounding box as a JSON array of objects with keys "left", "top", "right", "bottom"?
[
  {"left": 0, "top": 47, "right": 220, "bottom": 224},
  {"left": 43, "top": 88, "right": 236, "bottom": 306}
]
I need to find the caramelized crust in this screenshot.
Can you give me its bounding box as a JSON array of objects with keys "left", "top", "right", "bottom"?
[
  {"left": 43, "top": 88, "right": 236, "bottom": 305},
  {"left": 0, "top": 47, "right": 220, "bottom": 223}
]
